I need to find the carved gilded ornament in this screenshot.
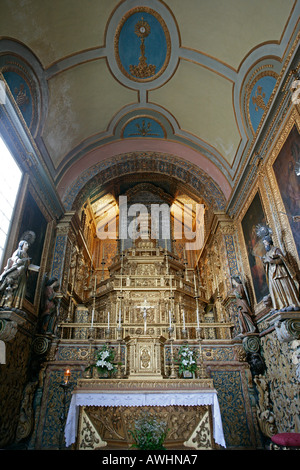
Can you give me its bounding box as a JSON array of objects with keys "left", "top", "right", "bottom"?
[
  {"left": 261, "top": 332, "right": 300, "bottom": 433},
  {"left": 291, "top": 71, "right": 300, "bottom": 106},
  {"left": 254, "top": 374, "right": 278, "bottom": 438}
]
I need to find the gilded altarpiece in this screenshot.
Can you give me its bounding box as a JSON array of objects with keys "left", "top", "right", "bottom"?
[{"left": 32, "top": 210, "right": 261, "bottom": 449}]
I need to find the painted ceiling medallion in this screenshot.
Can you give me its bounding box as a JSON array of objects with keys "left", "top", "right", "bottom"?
[{"left": 115, "top": 8, "right": 171, "bottom": 83}]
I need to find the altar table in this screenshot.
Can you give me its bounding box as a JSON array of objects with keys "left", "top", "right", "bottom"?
[{"left": 64, "top": 382, "right": 226, "bottom": 448}]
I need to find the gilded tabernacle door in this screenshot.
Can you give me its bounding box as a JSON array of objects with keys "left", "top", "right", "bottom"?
[{"left": 125, "top": 335, "right": 166, "bottom": 380}]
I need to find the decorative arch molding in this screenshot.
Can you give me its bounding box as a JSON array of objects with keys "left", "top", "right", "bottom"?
[
  {"left": 0, "top": 38, "right": 48, "bottom": 138},
  {"left": 62, "top": 152, "right": 227, "bottom": 212}
]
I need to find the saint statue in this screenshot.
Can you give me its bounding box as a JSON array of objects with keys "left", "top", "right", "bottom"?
[
  {"left": 0, "top": 240, "right": 30, "bottom": 308},
  {"left": 256, "top": 224, "right": 300, "bottom": 311},
  {"left": 0, "top": 231, "right": 37, "bottom": 309},
  {"left": 232, "top": 275, "right": 257, "bottom": 335},
  {"left": 39, "top": 276, "right": 60, "bottom": 335}
]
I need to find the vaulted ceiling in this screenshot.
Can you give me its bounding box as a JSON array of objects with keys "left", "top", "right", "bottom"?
[{"left": 0, "top": 0, "right": 299, "bottom": 214}]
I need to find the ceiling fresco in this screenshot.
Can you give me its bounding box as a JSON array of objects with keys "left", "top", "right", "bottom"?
[
  {"left": 0, "top": 0, "right": 299, "bottom": 210},
  {"left": 115, "top": 8, "right": 171, "bottom": 82}
]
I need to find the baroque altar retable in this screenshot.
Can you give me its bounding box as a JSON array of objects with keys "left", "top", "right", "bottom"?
[{"left": 61, "top": 230, "right": 227, "bottom": 449}]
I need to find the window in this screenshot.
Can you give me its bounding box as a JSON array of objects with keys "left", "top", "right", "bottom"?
[{"left": 0, "top": 136, "right": 22, "bottom": 265}]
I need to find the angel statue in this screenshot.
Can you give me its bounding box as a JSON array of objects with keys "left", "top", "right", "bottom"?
[
  {"left": 256, "top": 224, "right": 300, "bottom": 311},
  {"left": 231, "top": 275, "right": 257, "bottom": 335},
  {"left": 0, "top": 231, "right": 37, "bottom": 309}
]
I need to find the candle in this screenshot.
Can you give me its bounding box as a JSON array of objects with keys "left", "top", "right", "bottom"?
[
  {"left": 143, "top": 308, "right": 147, "bottom": 334},
  {"left": 182, "top": 309, "right": 186, "bottom": 330},
  {"left": 64, "top": 368, "right": 71, "bottom": 385},
  {"left": 91, "top": 308, "right": 95, "bottom": 327},
  {"left": 118, "top": 308, "right": 121, "bottom": 328},
  {"left": 107, "top": 311, "right": 110, "bottom": 329},
  {"left": 169, "top": 310, "right": 172, "bottom": 327},
  {"left": 196, "top": 307, "right": 200, "bottom": 328},
  {"left": 193, "top": 273, "right": 197, "bottom": 295}
]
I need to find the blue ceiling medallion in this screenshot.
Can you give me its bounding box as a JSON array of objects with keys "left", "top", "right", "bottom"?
[
  {"left": 115, "top": 7, "right": 171, "bottom": 83},
  {"left": 123, "top": 117, "right": 165, "bottom": 138},
  {"left": 248, "top": 74, "right": 277, "bottom": 133}
]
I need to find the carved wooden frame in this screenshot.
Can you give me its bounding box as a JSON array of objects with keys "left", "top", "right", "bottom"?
[
  {"left": 236, "top": 181, "right": 269, "bottom": 311},
  {"left": 264, "top": 107, "right": 300, "bottom": 269},
  {"left": 6, "top": 176, "right": 54, "bottom": 314}
]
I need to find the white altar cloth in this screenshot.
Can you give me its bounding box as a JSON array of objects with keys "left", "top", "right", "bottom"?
[{"left": 64, "top": 388, "right": 226, "bottom": 448}]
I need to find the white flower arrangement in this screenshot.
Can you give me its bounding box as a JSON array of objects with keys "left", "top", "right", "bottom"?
[
  {"left": 93, "top": 344, "right": 116, "bottom": 376},
  {"left": 177, "top": 344, "right": 198, "bottom": 376}
]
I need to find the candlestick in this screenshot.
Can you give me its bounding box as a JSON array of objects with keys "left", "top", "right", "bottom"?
[
  {"left": 168, "top": 336, "right": 177, "bottom": 379},
  {"left": 144, "top": 312, "right": 147, "bottom": 335},
  {"left": 64, "top": 368, "right": 71, "bottom": 385},
  {"left": 169, "top": 310, "right": 172, "bottom": 328},
  {"left": 118, "top": 308, "right": 121, "bottom": 328},
  {"left": 59, "top": 369, "right": 72, "bottom": 449},
  {"left": 196, "top": 327, "right": 207, "bottom": 378},
  {"left": 193, "top": 273, "right": 197, "bottom": 295}
]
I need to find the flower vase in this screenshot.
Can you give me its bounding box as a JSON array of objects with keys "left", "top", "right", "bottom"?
[
  {"left": 93, "top": 368, "right": 109, "bottom": 379},
  {"left": 182, "top": 370, "right": 194, "bottom": 379}
]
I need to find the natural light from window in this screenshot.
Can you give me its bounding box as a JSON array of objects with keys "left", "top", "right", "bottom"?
[{"left": 0, "top": 136, "right": 22, "bottom": 265}]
